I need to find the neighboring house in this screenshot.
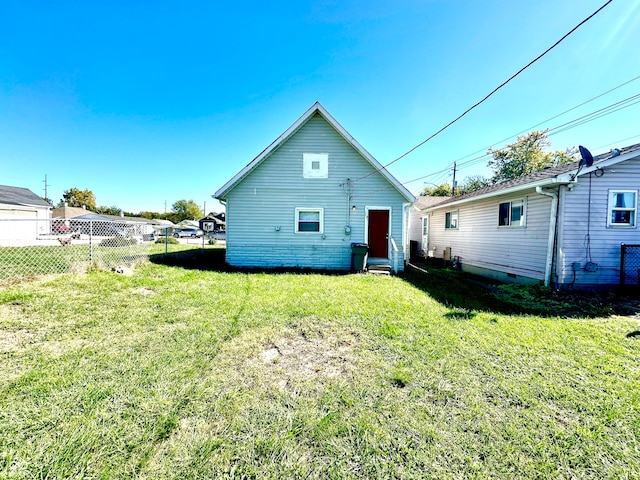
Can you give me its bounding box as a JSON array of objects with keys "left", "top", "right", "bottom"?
[
  {"left": 421, "top": 143, "right": 640, "bottom": 289},
  {"left": 0, "top": 185, "right": 51, "bottom": 242},
  {"left": 53, "top": 206, "right": 157, "bottom": 237},
  {"left": 408, "top": 196, "right": 450, "bottom": 259},
  {"left": 52, "top": 205, "right": 93, "bottom": 219},
  {"left": 199, "top": 214, "right": 226, "bottom": 233},
  {"left": 214, "top": 102, "right": 416, "bottom": 272}
]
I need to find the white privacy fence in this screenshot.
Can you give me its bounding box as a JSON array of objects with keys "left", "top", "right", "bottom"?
[{"left": 0, "top": 218, "right": 168, "bottom": 281}]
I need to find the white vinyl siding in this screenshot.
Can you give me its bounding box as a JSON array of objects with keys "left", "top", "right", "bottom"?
[
  {"left": 429, "top": 192, "right": 551, "bottom": 281},
  {"left": 557, "top": 157, "right": 640, "bottom": 286}
]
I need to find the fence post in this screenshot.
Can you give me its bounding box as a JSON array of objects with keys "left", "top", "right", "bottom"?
[
  {"left": 620, "top": 243, "right": 625, "bottom": 286},
  {"left": 90, "top": 221, "right": 93, "bottom": 264}
]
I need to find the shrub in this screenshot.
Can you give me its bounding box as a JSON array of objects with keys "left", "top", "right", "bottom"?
[
  {"left": 100, "top": 236, "right": 138, "bottom": 247},
  {"left": 155, "top": 237, "right": 179, "bottom": 245}
]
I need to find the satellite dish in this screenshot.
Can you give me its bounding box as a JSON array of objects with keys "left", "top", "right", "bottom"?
[{"left": 578, "top": 145, "right": 594, "bottom": 167}]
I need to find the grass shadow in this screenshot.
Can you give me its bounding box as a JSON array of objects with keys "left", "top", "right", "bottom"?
[
  {"left": 149, "top": 248, "right": 231, "bottom": 272},
  {"left": 403, "top": 261, "right": 639, "bottom": 319},
  {"left": 149, "top": 248, "right": 350, "bottom": 276}
]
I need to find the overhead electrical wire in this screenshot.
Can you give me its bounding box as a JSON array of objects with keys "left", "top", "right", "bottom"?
[
  {"left": 448, "top": 73, "right": 640, "bottom": 165},
  {"left": 352, "top": 92, "right": 639, "bottom": 198},
  {"left": 432, "top": 91, "right": 640, "bottom": 175},
  {"left": 351, "top": 0, "right": 615, "bottom": 185}
]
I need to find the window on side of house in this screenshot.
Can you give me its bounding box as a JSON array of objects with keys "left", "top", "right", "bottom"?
[
  {"left": 608, "top": 190, "right": 637, "bottom": 226},
  {"left": 445, "top": 210, "right": 458, "bottom": 229},
  {"left": 303, "top": 153, "right": 328, "bottom": 178},
  {"left": 498, "top": 199, "right": 526, "bottom": 227},
  {"left": 295, "top": 208, "right": 324, "bottom": 233}
]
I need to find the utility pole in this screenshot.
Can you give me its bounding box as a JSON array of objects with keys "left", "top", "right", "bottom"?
[
  {"left": 451, "top": 162, "right": 457, "bottom": 196},
  {"left": 43, "top": 174, "right": 50, "bottom": 202}
]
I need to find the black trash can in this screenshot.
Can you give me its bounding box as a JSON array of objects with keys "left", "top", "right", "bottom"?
[{"left": 351, "top": 243, "right": 369, "bottom": 272}]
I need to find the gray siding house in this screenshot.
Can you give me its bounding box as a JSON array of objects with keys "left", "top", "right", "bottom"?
[
  {"left": 214, "top": 102, "right": 415, "bottom": 272},
  {"left": 421, "top": 143, "right": 640, "bottom": 289}
]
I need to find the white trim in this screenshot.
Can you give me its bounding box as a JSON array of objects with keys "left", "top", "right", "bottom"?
[
  {"left": 364, "top": 206, "right": 391, "bottom": 258},
  {"left": 607, "top": 190, "right": 637, "bottom": 227},
  {"left": 295, "top": 207, "right": 324, "bottom": 234},
  {"left": 497, "top": 198, "right": 527, "bottom": 227},
  {"left": 303, "top": 152, "right": 328, "bottom": 178},
  {"left": 445, "top": 209, "right": 458, "bottom": 229}
]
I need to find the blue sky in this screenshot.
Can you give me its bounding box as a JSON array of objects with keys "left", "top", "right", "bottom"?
[{"left": 1, "top": 0, "right": 639, "bottom": 214}]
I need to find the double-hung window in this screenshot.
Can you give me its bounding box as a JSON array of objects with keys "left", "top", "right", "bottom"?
[
  {"left": 445, "top": 210, "right": 458, "bottom": 229},
  {"left": 498, "top": 199, "right": 526, "bottom": 227},
  {"left": 296, "top": 208, "right": 324, "bottom": 233},
  {"left": 608, "top": 190, "right": 637, "bottom": 226}
]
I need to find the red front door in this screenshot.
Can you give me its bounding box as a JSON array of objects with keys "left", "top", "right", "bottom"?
[{"left": 368, "top": 210, "right": 389, "bottom": 258}]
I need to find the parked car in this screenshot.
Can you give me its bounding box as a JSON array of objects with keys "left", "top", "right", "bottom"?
[
  {"left": 210, "top": 230, "right": 226, "bottom": 240},
  {"left": 174, "top": 228, "right": 204, "bottom": 238}
]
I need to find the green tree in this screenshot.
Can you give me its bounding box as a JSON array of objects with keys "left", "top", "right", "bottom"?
[
  {"left": 421, "top": 183, "right": 452, "bottom": 196},
  {"left": 61, "top": 188, "right": 96, "bottom": 211},
  {"left": 459, "top": 175, "right": 491, "bottom": 194},
  {"left": 170, "top": 200, "right": 203, "bottom": 222},
  {"left": 488, "top": 130, "right": 575, "bottom": 183},
  {"left": 95, "top": 205, "right": 122, "bottom": 216}
]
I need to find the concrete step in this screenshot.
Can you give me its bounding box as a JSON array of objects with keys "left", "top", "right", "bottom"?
[{"left": 367, "top": 263, "right": 392, "bottom": 275}]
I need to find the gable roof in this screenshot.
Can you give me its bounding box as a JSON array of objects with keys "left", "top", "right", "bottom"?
[
  {"left": 0, "top": 185, "right": 51, "bottom": 208},
  {"left": 214, "top": 102, "right": 415, "bottom": 203},
  {"left": 414, "top": 195, "right": 451, "bottom": 210},
  {"left": 425, "top": 142, "right": 640, "bottom": 210}
]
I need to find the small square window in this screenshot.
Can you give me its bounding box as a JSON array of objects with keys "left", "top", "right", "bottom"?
[
  {"left": 295, "top": 208, "right": 324, "bottom": 233},
  {"left": 303, "top": 153, "right": 328, "bottom": 178},
  {"left": 445, "top": 211, "right": 458, "bottom": 229},
  {"left": 608, "top": 190, "right": 637, "bottom": 226}
]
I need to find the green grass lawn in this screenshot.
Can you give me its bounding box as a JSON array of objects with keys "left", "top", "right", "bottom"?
[{"left": 1, "top": 255, "right": 638, "bottom": 479}]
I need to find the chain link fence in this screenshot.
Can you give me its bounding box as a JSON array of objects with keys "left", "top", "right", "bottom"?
[
  {"left": 620, "top": 244, "right": 640, "bottom": 286},
  {"left": 0, "top": 218, "right": 170, "bottom": 281}
]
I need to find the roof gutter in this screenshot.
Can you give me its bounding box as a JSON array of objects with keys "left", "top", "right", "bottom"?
[{"left": 535, "top": 186, "right": 558, "bottom": 287}]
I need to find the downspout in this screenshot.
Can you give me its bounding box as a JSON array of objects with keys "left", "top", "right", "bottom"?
[{"left": 535, "top": 186, "right": 558, "bottom": 287}]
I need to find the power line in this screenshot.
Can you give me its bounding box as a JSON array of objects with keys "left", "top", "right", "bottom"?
[
  {"left": 449, "top": 73, "right": 640, "bottom": 165},
  {"left": 452, "top": 90, "right": 640, "bottom": 171},
  {"left": 353, "top": 93, "right": 639, "bottom": 198},
  {"left": 351, "top": 0, "right": 615, "bottom": 184}
]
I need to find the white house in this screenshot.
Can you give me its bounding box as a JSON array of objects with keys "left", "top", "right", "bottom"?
[
  {"left": 214, "top": 102, "right": 416, "bottom": 272},
  {"left": 420, "top": 143, "right": 640, "bottom": 289},
  {"left": 0, "top": 185, "right": 51, "bottom": 243},
  {"left": 408, "top": 196, "right": 450, "bottom": 260}
]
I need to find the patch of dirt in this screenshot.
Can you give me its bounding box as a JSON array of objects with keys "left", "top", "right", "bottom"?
[
  {"left": 256, "top": 336, "right": 356, "bottom": 379},
  {"left": 0, "top": 328, "right": 36, "bottom": 352},
  {"left": 132, "top": 287, "right": 155, "bottom": 296}
]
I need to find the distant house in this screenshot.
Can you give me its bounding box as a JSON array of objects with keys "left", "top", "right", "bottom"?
[
  {"left": 53, "top": 206, "right": 157, "bottom": 238},
  {"left": 199, "top": 213, "right": 225, "bottom": 233},
  {"left": 214, "top": 102, "right": 415, "bottom": 272},
  {"left": 421, "top": 143, "right": 640, "bottom": 289},
  {"left": 0, "top": 185, "right": 51, "bottom": 242}
]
